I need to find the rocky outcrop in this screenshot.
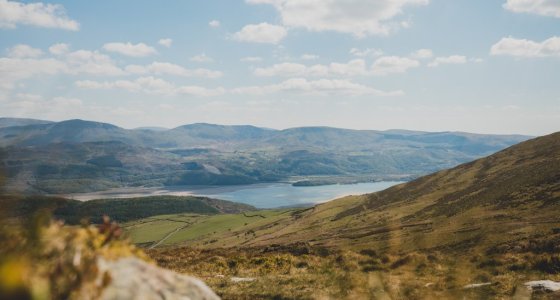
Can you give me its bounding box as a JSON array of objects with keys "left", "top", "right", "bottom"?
[{"left": 98, "top": 257, "right": 220, "bottom": 300}]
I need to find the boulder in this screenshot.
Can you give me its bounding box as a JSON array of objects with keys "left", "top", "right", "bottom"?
[{"left": 97, "top": 257, "right": 220, "bottom": 300}]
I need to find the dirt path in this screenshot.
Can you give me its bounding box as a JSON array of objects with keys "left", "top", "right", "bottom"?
[{"left": 148, "top": 224, "right": 191, "bottom": 249}]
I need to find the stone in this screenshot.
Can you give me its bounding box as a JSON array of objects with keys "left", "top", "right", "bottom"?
[{"left": 97, "top": 257, "right": 220, "bottom": 300}]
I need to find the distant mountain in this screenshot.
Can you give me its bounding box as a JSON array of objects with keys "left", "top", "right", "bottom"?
[
  {"left": 133, "top": 126, "right": 169, "bottom": 131},
  {"left": 0, "top": 117, "right": 53, "bottom": 128},
  {"left": 0, "top": 118, "right": 532, "bottom": 193},
  {"left": 228, "top": 132, "right": 560, "bottom": 251}
]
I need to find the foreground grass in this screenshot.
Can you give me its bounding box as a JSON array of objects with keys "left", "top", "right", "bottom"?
[
  {"left": 147, "top": 244, "right": 560, "bottom": 299},
  {"left": 148, "top": 239, "right": 560, "bottom": 300},
  {"left": 126, "top": 207, "right": 560, "bottom": 299}
]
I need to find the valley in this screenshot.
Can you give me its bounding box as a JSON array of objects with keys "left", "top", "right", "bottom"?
[
  {"left": 0, "top": 118, "right": 529, "bottom": 194},
  {"left": 126, "top": 132, "right": 560, "bottom": 299},
  {"left": 65, "top": 180, "right": 402, "bottom": 208},
  {"left": 2, "top": 1, "right": 559, "bottom": 299},
  {"left": 1, "top": 119, "right": 558, "bottom": 299}
]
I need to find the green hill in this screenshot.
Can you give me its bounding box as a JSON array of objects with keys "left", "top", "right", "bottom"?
[{"left": 4, "top": 195, "right": 255, "bottom": 224}]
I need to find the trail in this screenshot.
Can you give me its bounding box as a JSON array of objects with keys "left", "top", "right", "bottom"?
[
  {"left": 149, "top": 224, "right": 191, "bottom": 249},
  {"left": 243, "top": 212, "right": 266, "bottom": 219}
]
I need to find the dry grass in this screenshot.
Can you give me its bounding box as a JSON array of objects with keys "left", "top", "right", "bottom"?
[{"left": 148, "top": 237, "right": 560, "bottom": 299}]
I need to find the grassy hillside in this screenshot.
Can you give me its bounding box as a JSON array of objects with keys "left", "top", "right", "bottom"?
[
  {"left": 3, "top": 195, "right": 255, "bottom": 224},
  {"left": 142, "top": 132, "right": 560, "bottom": 299},
  {"left": 181, "top": 132, "right": 559, "bottom": 251}
]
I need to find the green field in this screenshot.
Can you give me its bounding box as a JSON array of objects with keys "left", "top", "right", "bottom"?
[{"left": 124, "top": 210, "right": 294, "bottom": 247}]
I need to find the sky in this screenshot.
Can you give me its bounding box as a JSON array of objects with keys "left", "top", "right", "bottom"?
[{"left": 0, "top": 0, "right": 559, "bottom": 135}]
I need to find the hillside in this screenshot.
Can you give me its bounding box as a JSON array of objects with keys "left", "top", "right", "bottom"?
[
  {"left": 1, "top": 141, "right": 186, "bottom": 193},
  {"left": 4, "top": 195, "right": 255, "bottom": 224},
  {"left": 143, "top": 132, "right": 560, "bottom": 299},
  {"left": 185, "top": 132, "right": 560, "bottom": 251},
  {"left": 0, "top": 118, "right": 530, "bottom": 194}
]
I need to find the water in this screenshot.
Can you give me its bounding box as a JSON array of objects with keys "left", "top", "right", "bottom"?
[
  {"left": 68, "top": 181, "right": 403, "bottom": 209},
  {"left": 199, "top": 181, "right": 402, "bottom": 208}
]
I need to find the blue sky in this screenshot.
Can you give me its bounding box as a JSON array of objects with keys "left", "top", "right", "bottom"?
[{"left": 0, "top": 0, "right": 559, "bottom": 135}]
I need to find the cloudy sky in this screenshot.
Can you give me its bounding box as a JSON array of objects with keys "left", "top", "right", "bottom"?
[{"left": 1, "top": 0, "right": 559, "bottom": 135}]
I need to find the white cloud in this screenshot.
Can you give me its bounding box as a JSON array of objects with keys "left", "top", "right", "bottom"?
[
  {"left": 254, "top": 59, "right": 368, "bottom": 77},
  {"left": 0, "top": 0, "right": 79, "bottom": 30},
  {"left": 0, "top": 48, "right": 126, "bottom": 91},
  {"left": 349, "top": 48, "right": 384, "bottom": 57},
  {"left": 125, "top": 61, "right": 222, "bottom": 78},
  {"left": 190, "top": 53, "right": 214, "bottom": 63},
  {"left": 7, "top": 44, "right": 43, "bottom": 58},
  {"left": 65, "top": 50, "right": 126, "bottom": 76},
  {"left": 503, "top": 0, "right": 560, "bottom": 17},
  {"left": 410, "top": 48, "right": 433, "bottom": 59},
  {"left": 0, "top": 44, "right": 224, "bottom": 93},
  {"left": 232, "top": 77, "right": 404, "bottom": 96},
  {"left": 176, "top": 86, "right": 226, "bottom": 97},
  {"left": 48, "top": 43, "right": 69, "bottom": 55},
  {"left": 371, "top": 56, "right": 420, "bottom": 75},
  {"left": 301, "top": 54, "right": 319, "bottom": 60},
  {"left": 209, "top": 20, "right": 220, "bottom": 27},
  {"left": 232, "top": 22, "right": 287, "bottom": 44},
  {"left": 0, "top": 57, "right": 66, "bottom": 90},
  {"left": 102, "top": 42, "right": 157, "bottom": 57},
  {"left": 158, "top": 38, "right": 173, "bottom": 48},
  {"left": 240, "top": 56, "right": 263, "bottom": 62},
  {"left": 5, "top": 94, "right": 83, "bottom": 119},
  {"left": 76, "top": 77, "right": 225, "bottom": 97},
  {"left": 246, "top": 0, "right": 429, "bottom": 37},
  {"left": 490, "top": 36, "right": 560, "bottom": 57},
  {"left": 427, "top": 55, "right": 467, "bottom": 67}
]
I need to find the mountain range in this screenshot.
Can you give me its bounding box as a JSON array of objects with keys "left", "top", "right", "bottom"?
[{"left": 0, "top": 117, "right": 530, "bottom": 194}]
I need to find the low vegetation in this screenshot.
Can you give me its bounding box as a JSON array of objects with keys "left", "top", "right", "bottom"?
[
  {"left": 3, "top": 195, "right": 255, "bottom": 224},
  {"left": 0, "top": 213, "right": 146, "bottom": 299},
  {"left": 148, "top": 239, "right": 560, "bottom": 299}
]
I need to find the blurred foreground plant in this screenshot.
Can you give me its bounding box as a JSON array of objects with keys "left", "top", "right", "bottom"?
[{"left": 0, "top": 210, "right": 146, "bottom": 300}]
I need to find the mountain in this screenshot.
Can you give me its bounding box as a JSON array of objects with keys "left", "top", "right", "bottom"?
[
  {"left": 0, "top": 119, "right": 138, "bottom": 147},
  {"left": 1, "top": 141, "right": 185, "bottom": 193},
  {"left": 0, "top": 118, "right": 531, "bottom": 193},
  {"left": 0, "top": 117, "right": 53, "bottom": 128}
]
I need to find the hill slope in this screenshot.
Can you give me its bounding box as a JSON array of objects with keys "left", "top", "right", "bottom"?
[
  {"left": 144, "top": 132, "right": 560, "bottom": 299},
  {"left": 4, "top": 195, "right": 256, "bottom": 224},
  {"left": 178, "top": 132, "right": 560, "bottom": 252}
]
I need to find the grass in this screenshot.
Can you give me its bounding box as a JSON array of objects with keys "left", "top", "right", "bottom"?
[
  {"left": 124, "top": 210, "right": 293, "bottom": 247},
  {"left": 147, "top": 243, "right": 560, "bottom": 299}
]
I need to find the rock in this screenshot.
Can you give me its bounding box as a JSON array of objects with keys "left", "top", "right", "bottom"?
[
  {"left": 525, "top": 280, "right": 560, "bottom": 292},
  {"left": 463, "top": 282, "right": 492, "bottom": 289},
  {"left": 230, "top": 277, "right": 256, "bottom": 283},
  {"left": 97, "top": 257, "right": 220, "bottom": 300}
]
